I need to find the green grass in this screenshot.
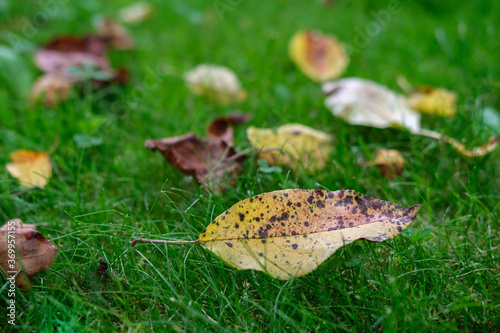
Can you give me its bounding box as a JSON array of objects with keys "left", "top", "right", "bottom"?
[{"left": 1, "top": 0, "right": 500, "bottom": 331}]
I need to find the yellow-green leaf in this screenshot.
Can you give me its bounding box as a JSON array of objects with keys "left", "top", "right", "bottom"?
[
  {"left": 408, "top": 86, "right": 457, "bottom": 117},
  {"left": 247, "top": 124, "right": 334, "bottom": 172},
  {"left": 198, "top": 189, "right": 420, "bottom": 280}
]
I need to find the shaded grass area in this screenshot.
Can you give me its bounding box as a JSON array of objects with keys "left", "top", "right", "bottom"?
[{"left": 1, "top": 0, "right": 499, "bottom": 331}]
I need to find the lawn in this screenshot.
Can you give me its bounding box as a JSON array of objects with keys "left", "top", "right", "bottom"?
[{"left": 1, "top": 0, "right": 499, "bottom": 331}]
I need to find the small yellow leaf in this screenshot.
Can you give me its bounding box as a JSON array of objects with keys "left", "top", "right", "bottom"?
[
  {"left": 199, "top": 189, "right": 420, "bottom": 280},
  {"left": 6, "top": 150, "right": 52, "bottom": 188},
  {"left": 185, "top": 64, "right": 247, "bottom": 105},
  {"left": 247, "top": 124, "right": 334, "bottom": 172},
  {"left": 289, "top": 30, "right": 349, "bottom": 82},
  {"left": 408, "top": 86, "right": 457, "bottom": 117}
]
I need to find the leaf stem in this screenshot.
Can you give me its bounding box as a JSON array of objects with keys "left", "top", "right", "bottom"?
[
  {"left": 130, "top": 238, "right": 199, "bottom": 247},
  {"left": 413, "top": 129, "right": 499, "bottom": 157}
]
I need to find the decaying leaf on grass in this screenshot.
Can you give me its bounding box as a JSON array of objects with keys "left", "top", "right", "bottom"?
[
  {"left": 322, "top": 78, "right": 499, "bottom": 157},
  {"left": 30, "top": 74, "right": 72, "bottom": 107},
  {"left": 96, "top": 18, "right": 135, "bottom": 50},
  {"left": 6, "top": 150, "right": 52, "bottom": 188},
  {"left": 361, "top": 149, "right": 405, "bottom": 179},
  {"left": 184, "top": 64, "right": 247, "bottom": 105},
  {"left": 289, "top": 30, "right": 349, "bottom": 82},
  {"left": 145, "top": 133, "right": 246, "bottom": 194},
  {"left": 207, "top": 111, "right": 252, "bottom": 145},
  {"left": 131, "top": 189, "right": 420, "bottom": 280},
  {"left": 247, "top": 124, "right": 334, "bottom": 171},
  {"left": 0, "top": 219, "right": 58, "bottom": 291},
  {"left": 35, "top": 35, "right": 112, "bottom": 80},
  {"left": 408, "top": 86, "right": 457, "bottom": 117}
]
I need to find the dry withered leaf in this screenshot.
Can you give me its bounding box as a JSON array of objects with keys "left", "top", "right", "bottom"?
[
  {"left": 362, "top": 149, "right": 405, "bottom": 179},
  {"left": 35, "top": 35, "right": 111, "bottom": 80},
  {"left": 289, "top": 30, "right": 349, "bottom": 82},
  {"left": 30, "top": 74, "right": 72, "bottom": 107},
  {"left": 6, "top": 150, "right": 52, "bottom": 188},
  {"left": 408, "top": 86, "right": 457, "bottom": 117},
  {"left": 0, "top": 219, "right": 58, "bottom": 291},
  {"left": 131, "top": 189, "right": 420, "bottom": 280},
  {"left": 247, "top": 123, "right": 334, "bottom": 172},
  {"left": 96, "top": 18, "right": 135, "bottom": 50},
  {"left": 145, "top": 133, "right": 245, "bottom": 193},
  {"left": 207, "top": 111, "right": 252, "bottom": 145},
  {"left": 323, "top": 77, "right": 421, "bottom": 131},
  {"left": 185, "top": 64, "right": 247, "bottom": 105}
]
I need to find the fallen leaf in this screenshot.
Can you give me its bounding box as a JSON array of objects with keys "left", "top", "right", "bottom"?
[
  {"left": 119, "top": 1, "right": 153, "bottom": 23},
  {"left": 408, "top": 86, "right": 457, "bottom": 117},
  {"left": 145, "top": 133, "right": 245, "bottom": 193},
  {"left": 323, "top": 77, "right": 421, "bottom": 131},
  {"left": 96, "top": 18, "right": 135, "bottom": 50},
  {"left": 207, "top": 111, "right": 252, "bottom": 145},
  {"left": 185, "top": 64, "right": 247, "bottom": 105},
  {"left": 289, "top": 30, "right": 349, "bottom": 82},
  {"left": 131, "top": 189, "right": 420, "bottom": 280},
  {"left": 361, "top": 149, "right": 405, "bottom": 179},
  {"left": 6, "top": 150, "right": 52, "bottom": 188},
  {"left": 35, "top": 35, "right": 111, "bottom": 80},
  {"left": 0, "top": 219, "right": 58, "bottom": 291},
  {"left": 30, "top": 74, "right": 72, "bottom": 107},
  {"left": 322, "top": 78, "right": 499, "bottom": 157},
  {"left": 247, "top": 124, "right": 334, "bottom": 171}
]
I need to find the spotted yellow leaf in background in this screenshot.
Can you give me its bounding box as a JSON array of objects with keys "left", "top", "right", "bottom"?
[
  {"left": 6, "top": 150, "right": 52, "bottom": 188},
  {"left": 247, "top": 124, "right": 333, "bottom": 172},
  {"left": 408, "top": 86, "right": 457, "bottom": 117},
  {"left": 289, "top": 30, "right": 349, "bottom": 82},
  {"left": 198, "top": 189, "right": 420, "bottom": 280}
]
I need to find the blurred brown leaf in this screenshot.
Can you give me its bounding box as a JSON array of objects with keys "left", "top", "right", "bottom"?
[
  {"left": 0, "top": 219, "right": 58, "bottom": 291},
  {"left": 207, "top": 111, "right": 252, "bottom": 145},
  {"left": 145, "top": 133, "right": 245, "bottom": 194}
]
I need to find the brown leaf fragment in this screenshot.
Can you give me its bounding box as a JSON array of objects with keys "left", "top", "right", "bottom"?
[
  {"left": 0, "top": 219, "right": 58, "bottom": 291},
  {"left": 96, "top": 258, "right": 109, "bottom": 277},
  {"left": 35, "top": 36, "right": 111, "bottom": 80},
  {"left": 361, "top": 149, "right": 405, "bottom": 179},
  {"left": 96, "top": 18, "right": 135, "bottom": 50},
  {"left": 207, "top": 112, "right": 252, "bottom": 145},
  {"left": 145, "top": 133, "right": 245, "bottom": 193}
]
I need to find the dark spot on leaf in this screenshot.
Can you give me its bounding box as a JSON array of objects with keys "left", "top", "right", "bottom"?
[
  {"left": 292, "top": 244, "right": 298, "bottom": 249},
  {"left": 296, "top": 202, "right": 302, "bottom": 207},
  {"left": 259, "top": 252, "right": 264, "bottom": 257},
  {"left": 292, "top": 231, "right": 297, "bottom": 235},
  {"left": 287, "top": 201, "right": 292, "bottom": 206},
  {"left": 327, "top": 191, "right": 335, "bottom": 198},
  {"left": 258, "top": 228, "right": 268, "bottom": 238},
  {"left": 281, "top": 213, "right": 289, "bottom": 221},
  {"left": 307, "top": 196, "right": 314, "bottom": 204},
  {"left": 261, "top": 240, "right": 266, "bottom": 244},
  {"left": 225, "top": 242, "right": 233, "bottom": 247},
  {"left": 235, "top": 223, "right": 239, "bottom": 229},
  {"left": 255, "top": 217, "right": 260, "bottom": 222},
  {"left": 239, "top": 213, "right": 245, "bottom": 221},
  {"left": 270, "top": 215, "right": 277, "bottom": 222},
  {"left": 266, "top": 224, "right": 272, "bottom": 230},
  {"left": 317, "top": 201, "right": 325, "bottom": 209},
  {"left": 397, "top": 226, "right": 402, "bottom": 232},
  {"left": 304, "top": 222, "right": 309, "bottom": 227},
  {"left": 281, "top": 222, "right": 285, "bottom": 226}
]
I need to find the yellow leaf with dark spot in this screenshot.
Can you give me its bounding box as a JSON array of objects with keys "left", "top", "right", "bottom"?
[
  {"left": 6, "top": 150, "right": 52, "bottom": 188},
  {"left": 289, "top": 30, "right": 349, "bottom": 82},
  {"left": 247, "top": 124, "right": 333, "bottom": 172},
  {"left": 198, "top": 189, "right": 420, "bottom": 280}
]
